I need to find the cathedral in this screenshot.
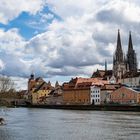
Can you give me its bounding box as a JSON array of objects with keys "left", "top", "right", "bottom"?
[
  {"left": 92, "top": 30, "right": 139, "bottom": 86},
  {"left": 113, "top": 30, "right": 137, "bottom": 79}
]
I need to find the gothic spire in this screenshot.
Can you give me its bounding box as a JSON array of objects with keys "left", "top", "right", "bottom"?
[
  {"left": 128, "top": 31, "right": 133, "bottom": 53},
  {"left": 105, "top": 60, "right": 107, "bottom": 71},
  {"left": 116, "top": 29, "right": 123, "bottom": 52},
  {"left": 114, "top": 29, "right": 124, "bottom": 63},
  {"left": 113, "top": 30, "right": 126, "bottom": 79},
  {"left": 127, "top": 31, "right": 137, "bottom": 72}
]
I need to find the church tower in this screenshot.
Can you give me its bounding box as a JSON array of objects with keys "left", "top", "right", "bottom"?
[
  {"left": 126, "top": 31, "right": 137, "bottom": 73},
  {"left": 113, "top": 30, "right": 126, "bottom": 79},
  {"left": 28, "top": 73, "right": 35, "bottom": 91}
]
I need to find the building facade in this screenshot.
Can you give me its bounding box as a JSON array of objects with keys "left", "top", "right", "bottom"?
[
  {"left": 90, "top": 86, "right": 100, "bottom": 105},
  {"left": 100, "top": 84, "right": 121, "bottom": 104},
  {"left": 32, "top": 82, "right": 53, "bottom": 104},
  {"left": 110, "top": 86, "right": 140, "bottom": 104},
  {"left": 27, "top": 73, "right": 54, "bottom": 104},
  {"left": 63, "top": 88, "right": 90, "bottom": 105},
  {"left": 63, "top": 77, "right": 108, "bottom": 105}
]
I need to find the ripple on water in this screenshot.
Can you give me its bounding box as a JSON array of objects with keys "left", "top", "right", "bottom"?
[{"left": 0, "top": 108, "right": 140, "bottom": 140}]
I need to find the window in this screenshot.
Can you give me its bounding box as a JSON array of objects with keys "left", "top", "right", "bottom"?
[{"left": 122, "top": 93, "right": 125, "bottom": 98}]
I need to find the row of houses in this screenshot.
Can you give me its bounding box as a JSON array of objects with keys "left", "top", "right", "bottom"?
[
  {"left": 27, "top": 74, "right": 62, "bottom": 104},
  {"left": 62, "top": 77, "right": 140, "bottom": 105},
  {"left": 26, "top": 70, "right": 140, "bottom": 105},
  {"left": 91, "top": 85, "right": 140, "bottom": 105},
  {"left": 62, "top": 77, "right": 107, "bottom": 105}
]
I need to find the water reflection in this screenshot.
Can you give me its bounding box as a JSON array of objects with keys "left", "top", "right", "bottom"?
[{"left": 0, "top": 108, "right": 140, "bottom": 140}]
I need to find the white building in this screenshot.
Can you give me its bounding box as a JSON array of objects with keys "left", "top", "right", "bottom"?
[{"left": 90, "top": 86, "right": 101, "bottom": 105}]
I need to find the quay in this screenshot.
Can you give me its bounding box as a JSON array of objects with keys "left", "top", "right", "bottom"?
[{"left": 17, "top": 104, "right": 140, "bottom": 112}]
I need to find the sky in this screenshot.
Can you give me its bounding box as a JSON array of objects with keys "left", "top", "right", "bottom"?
[{"left": 0, "top": 0, "right": 140, "bottom": 90}]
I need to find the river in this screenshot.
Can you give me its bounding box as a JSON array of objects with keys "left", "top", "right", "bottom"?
[{"left": 0, "top": 108, "right": 140, "bottom": 140}]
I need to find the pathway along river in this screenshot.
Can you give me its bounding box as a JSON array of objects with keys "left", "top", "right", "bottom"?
[{"left": 0, "top": 108, "right": 140, "bottom": 140}]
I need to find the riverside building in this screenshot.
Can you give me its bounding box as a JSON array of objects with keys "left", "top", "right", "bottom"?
[
  {"left": 62, "top": 77, "right": 108, "bottom": 105},
  {"left": 90, "top": 86, "right": 101, "bottom": 105}
]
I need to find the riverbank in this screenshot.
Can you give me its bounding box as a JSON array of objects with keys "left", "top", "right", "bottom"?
[{"left": 17, "top": 104, "right": 140, "bottom": 111}]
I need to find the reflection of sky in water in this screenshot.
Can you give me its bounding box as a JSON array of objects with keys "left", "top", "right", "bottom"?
[{"left": 0, "top": 108, "right": 140, "bottom": 140}]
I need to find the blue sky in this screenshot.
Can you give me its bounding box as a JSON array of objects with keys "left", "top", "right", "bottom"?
[
  {"left": 0, "top": 5, "right": 61, "bottom": 39},
  {"left": 0, "top": 0, "right": 140, "bottom": 89}
]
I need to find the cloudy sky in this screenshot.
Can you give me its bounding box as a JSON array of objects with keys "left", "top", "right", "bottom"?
[{"left": 0, "top": 0, "right": 140, "bottom": 89}]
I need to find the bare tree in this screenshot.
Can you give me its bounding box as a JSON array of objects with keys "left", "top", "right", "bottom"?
[{"left": 0, "top": 76, "right": 15, "bottom": 93}]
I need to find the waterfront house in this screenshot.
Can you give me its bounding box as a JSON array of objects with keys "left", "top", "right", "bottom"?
[
  {"left": 27, "top": 73, "right": 54, "bottom": 104},
  {"left": 63, "top": 81, "right": 91, "bottom": 105},
  {"left": 32, "top": 81, "right": 53, "bottom": 104},
  {"left": 109, "top": 86, "right": 140, "bottom": 104},
  {"left": 90, "top": 86, "right": 101, "bottom": 105},
  {"left": 100, "top": 84, "right": 121, "bottom": 104},
  {"left": 63, "top": 77, "right": 108, "bottom": 105}
]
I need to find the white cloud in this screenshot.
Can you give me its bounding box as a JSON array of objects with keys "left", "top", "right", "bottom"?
[
  {"left": 0, "top": 59, "right": 5, "bottom": 71},
  {"left": 24, "top": 0, "right": 140, "bottom": 77},
  {"left": 47, "top": 0, "right": 101, "bottom": 18},
  {"left": 0, "top": 28, "right": 25, "bottom": 54},
  {"left": 0, "top": 0, "right": 46, "bottom": 24},
  {"left": 106, "top": 0, "right": 140, "bottom": 23},
  {"left": 47, "top": 0, "right": 140, "bottom": 23},
  {"left": 1, "top": 0, "right": 140, "bottom": 90},
  {"left": 11, "top": 76, "right": 28, "bottom": 90}
]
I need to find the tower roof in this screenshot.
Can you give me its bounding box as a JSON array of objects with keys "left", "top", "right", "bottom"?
[
  {"left": 116, "top": 29, "right": 123, "bottom": 52},
  {"left": 105, "top": 60, "right": 107, "bottom": 71},
  {"left": 114, "top": 29, "right": 124, "bottom": 63},
  {"left": 128, "top": 31, "right": 133, "bottom": 52},
  {"left": 30, "top": 73, "right": 34, "bottom": 80}
]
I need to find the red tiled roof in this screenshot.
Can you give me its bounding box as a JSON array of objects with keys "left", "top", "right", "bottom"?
[
  {"left": 101, "top": 84, "right": 121, "bottom": 90},
  {"left": 63, "top": 77, "right": 109, "bottom": 90}
]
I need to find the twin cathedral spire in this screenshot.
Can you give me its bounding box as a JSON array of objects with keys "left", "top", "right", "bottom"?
[{"left": 113, "top": 30, "right": 137, "bottom": 79}]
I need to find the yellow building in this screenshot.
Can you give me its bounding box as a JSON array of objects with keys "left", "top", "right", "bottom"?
[
  {"left": 32, "top": 82, "right": 53, "bottom": 104},
  {"left": 28, "top": 74, "right": 54, "bottom": 104}
]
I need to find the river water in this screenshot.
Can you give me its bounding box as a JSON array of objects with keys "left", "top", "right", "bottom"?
[{"left": 0, "top": 108, "right": 140, "bottom": 140}]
